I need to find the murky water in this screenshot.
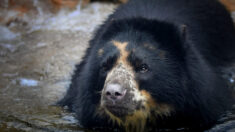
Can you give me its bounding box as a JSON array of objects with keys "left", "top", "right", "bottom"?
[{"left": 0, "top": 1, "right": 234, "bottom": 132}]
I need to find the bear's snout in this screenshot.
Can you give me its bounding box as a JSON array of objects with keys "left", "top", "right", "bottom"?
[
  {"left": 104, "top": 83, "right": 127, "bottom": 104},
  {"left": 100, "top": 63, "right": 139, "bottom": 117}
]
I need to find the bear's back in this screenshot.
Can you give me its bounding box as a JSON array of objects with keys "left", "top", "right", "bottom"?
[{"left": 109, "top": 0, "right": 235, "bottom": 66}]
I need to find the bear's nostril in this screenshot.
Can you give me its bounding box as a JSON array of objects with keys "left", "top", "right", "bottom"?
[
  {"left": 106, "top": 91, "right": 111, "bottom": 96},
  {"left": 115, "top": 92, "right": 122, "bottom": 97}
]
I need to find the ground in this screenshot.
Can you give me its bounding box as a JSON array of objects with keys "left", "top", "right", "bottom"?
[{"left": 0, "top": 2, "right": 116, "bottom": 131}]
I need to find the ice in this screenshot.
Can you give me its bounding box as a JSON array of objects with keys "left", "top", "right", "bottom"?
[{"left": 19, "top": 78, "right": 39, "bottom": 87}]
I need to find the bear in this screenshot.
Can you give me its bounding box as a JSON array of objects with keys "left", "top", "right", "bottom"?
[{"left": 58, "top": 0, "right": 235, "bottom": 131}]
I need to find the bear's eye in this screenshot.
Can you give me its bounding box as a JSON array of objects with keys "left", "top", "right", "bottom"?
[
  {"left": 100, "top": 56, "right": 117, "bottom": 73},
  {"left": 137, "top": 64, "right": 149, "bottom": 73},
  {"left": 101, "top": 62, "right": 109, "bottom": 72}
]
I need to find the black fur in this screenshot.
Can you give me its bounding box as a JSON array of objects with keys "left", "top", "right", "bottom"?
[{"left": 58, "top": 0, "right": 235, "bottom": 131}]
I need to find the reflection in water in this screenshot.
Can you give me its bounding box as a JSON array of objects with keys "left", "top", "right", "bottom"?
[{"left": 0, "top": 1, "right": 234, "bottom": 132}]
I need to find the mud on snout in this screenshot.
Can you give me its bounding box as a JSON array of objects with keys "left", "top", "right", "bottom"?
[{"left": 100, "top": 63, "right": 145, "bottom": 117}]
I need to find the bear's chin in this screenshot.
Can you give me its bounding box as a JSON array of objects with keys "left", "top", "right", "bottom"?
[{"left": 105, "top": 106, "right": 129, "bottom": 117}]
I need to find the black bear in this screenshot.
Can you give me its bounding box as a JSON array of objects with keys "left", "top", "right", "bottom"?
[{"left": 58, "top": 0, "right": 235, "bottom": 131}]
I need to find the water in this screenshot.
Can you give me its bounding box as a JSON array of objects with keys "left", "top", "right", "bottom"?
[{"left": 0, "top": 1, "right": 234, "bottom": 131}]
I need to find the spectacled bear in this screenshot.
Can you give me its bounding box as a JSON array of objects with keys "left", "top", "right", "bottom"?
[{"left": 58, "top": 0, "right": 235, "bottom": 131}]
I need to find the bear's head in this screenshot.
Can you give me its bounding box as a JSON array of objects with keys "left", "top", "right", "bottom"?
[{"left": 93, "top": 18, "right": 190, "bottom": 131}]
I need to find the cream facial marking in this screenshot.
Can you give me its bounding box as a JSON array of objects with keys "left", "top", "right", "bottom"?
[
  {"left": 103, "top": 41, "right": 146, "bottom": 102},
  {"left": 112, "top": 41, "right": 129, "bottom": 66},
  {"left": 140, "top": 90, "right": 172, "bottom": 116}
]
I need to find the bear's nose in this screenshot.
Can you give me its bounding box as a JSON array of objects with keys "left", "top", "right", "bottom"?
[{"left": 105, "top": 84, "right": 126, "bottom": 103}]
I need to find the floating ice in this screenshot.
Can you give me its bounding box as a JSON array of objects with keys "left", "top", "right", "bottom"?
[{"left": 19, "top": 78, "right": 39, "bottom": 87}]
